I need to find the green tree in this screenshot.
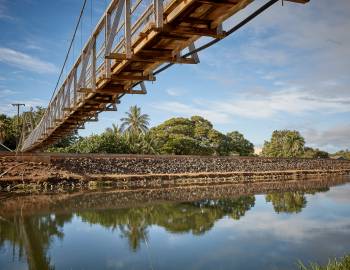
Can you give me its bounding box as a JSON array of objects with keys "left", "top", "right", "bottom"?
[
  {"left": 303, "top": 147, "right": 329, "bottom": 159},
  {"left": 261, "top": 130, "right": 305, "bottom": 158},
  {"left": 120, "top": 106, "right": 150, "bottom": 135},
  {"left": 0, "top": 120, "right": 5, "bottom": 144},
  {"left": 226, "top": 131, "right": 254, "bottom": 156},
  {"left": 124, "top": 132, "right": 157, "bottom": 154},
  {"left": 332, "top": 149, "right": 350, "bottom": 160},
  {"left": 52, "top": 131, "right": 130, "bottom": 154},
  {"left": 0, "top": 114, "right": 16, "bottom": 149}
]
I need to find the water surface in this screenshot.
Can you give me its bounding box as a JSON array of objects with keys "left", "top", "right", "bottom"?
[{"left": 1, "top": 177, "right": 350, "bottom": 270}]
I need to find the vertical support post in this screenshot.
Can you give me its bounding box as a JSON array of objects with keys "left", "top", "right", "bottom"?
[
  {"left": 92, "top": 36, "right": 97, "bottom": 91},
  {"left": 217, "top": 23, "right": 223, "bottom": 36},
  {"left": 124, "top": 0, "right": 132, "bottom": 59},
  {"left": 66, "top": 79, "right": 71, "bottom": 111},
  {"left": 78, "top": 40, "right": 93, "bottom": 90},
  {"left": 73, "top": 68, "right": 77, "bottom": 105},
  {"left": 188, "top": 43, "right": 200, "bottom": 64},
  {"left": 105, "top": 0, "right": 125, "bottom": 62},
  {"left": 154, "top": 0, "right": 163, "bottom": 29},
  {"left": 105, "top": 11, "right": 112, "bottom": 78}
]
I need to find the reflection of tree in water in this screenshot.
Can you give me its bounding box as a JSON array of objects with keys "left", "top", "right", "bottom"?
[
  {"left": 265, "top": 188, "right": 329, "bottom": 214},
  {"left": 79, "top": 196, "right": 255, "bottom": 251},
  {"left": 0, "top": 213, "right": 72, "bottom": 270}
]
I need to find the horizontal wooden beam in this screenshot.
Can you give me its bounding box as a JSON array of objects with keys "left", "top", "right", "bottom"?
[
  {"left": 161, "top": 25, "right": 225, "bottom": 38},
  {"left": 111, "top": 74, "right": 156, "bottom": 81},
  {"left": 196, "top": 0, "right": 239, "bottom": 6},
  {"left": 106, "top": 52, "right": 196, "bottom": 64}
]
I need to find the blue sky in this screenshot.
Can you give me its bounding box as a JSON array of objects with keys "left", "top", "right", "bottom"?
[{"left": 0, "top": 0, "right": 349, "bottom": 153}]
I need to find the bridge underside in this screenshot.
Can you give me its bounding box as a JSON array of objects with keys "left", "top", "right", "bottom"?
[{"left": 22, "top": 0, "right": 308, "bottom": 152}]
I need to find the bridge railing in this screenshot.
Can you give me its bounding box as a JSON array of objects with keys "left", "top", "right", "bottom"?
[{"left": 22, "top": 0, "right": 165, "bottom": 151}]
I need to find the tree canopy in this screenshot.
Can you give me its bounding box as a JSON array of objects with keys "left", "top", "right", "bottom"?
[
  {"left": 261, "top": 130, "right": 305, "bottom": 158},
  {"left": 148, "top": 116, "right": 254, "bottom": 156},
  {"left": 303, "top": 147, "right": 329, "bottom": 159}
]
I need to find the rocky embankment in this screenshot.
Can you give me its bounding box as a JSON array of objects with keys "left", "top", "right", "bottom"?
[
  {"left": 1, "top": 154, "right": 350, "bottom": 193},
  {"left": 53, "top": 155, "right": 350, "bottom": 175}
]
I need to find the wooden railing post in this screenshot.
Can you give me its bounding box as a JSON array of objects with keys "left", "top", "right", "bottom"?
[
  {"left": 124, "top": 0, "right": 132, "bottom": 58},
  {"left": 154, "top": 0, "right": 163, "bottom": 28}
]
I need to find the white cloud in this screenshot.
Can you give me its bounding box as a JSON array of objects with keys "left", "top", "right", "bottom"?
[
  {"left": 304, "top": 125, "right": 350, "bottom": 151},
  {"left": 0, "top": 0, "right": 13, "bottom": 20},
  {"left": 153, "top": 101, "right": 231, "bottom": 124},
  {"left": 155, "top": 86, "right": 350, "bottom": 124},
  {"left": 218, "top": 210, "right": 350, "bottom": 243},
  {"left": 0, "top": 98, "right": 46, "bottom": 115},
  {"left": 0, "top": 88, "right": 16, "bottom": 97},
  {"left": 166, "top": 87, "right": 183, "bottom": 97},
  {"left": 0, "top": 47, "right": 58, "bottom": 74}
]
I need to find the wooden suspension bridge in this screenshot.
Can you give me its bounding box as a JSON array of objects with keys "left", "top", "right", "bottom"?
[{"left": 21, "top": 0, "right": 308, "bottom": 152}]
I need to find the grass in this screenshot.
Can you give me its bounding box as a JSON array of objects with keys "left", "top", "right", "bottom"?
[{"left": 298, "top": 255, "right": 350, "bottom": 270}]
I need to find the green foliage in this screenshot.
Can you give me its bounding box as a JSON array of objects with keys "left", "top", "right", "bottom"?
[
  {"left": 303, "top": 147, "right": 329, "bottom": 159},
  {"left": 0, "top": 114, "right": 17, "bottom": 149},
  {"left": 149, "top": 116, "right": 254, "bottom": 156},
  {"left": 226, "top": 131, "right": 255, "bottom": 156},
  {"left": 53, "top": 131, "right": 130, "bottom": 154},
  {"left": 262, "top": 130, "right": 305, "bottom": 158},
  {"left": 48, "top": 114, "right": 254, "bottom": 156},
  {"left": 266, "top": 192, "right": 307, "bottom": 213},
  {"left": 0, "top": 106, "right": 46, "bottom": 150},
  {"left": 298, "top": 255, "right": 350, "bottom": 270},
  {"left": 124, "top": 132, "right": 157, "bottom": 154},
  {"left": 332, "top": 150, "right": 350, "bottom": 160}
]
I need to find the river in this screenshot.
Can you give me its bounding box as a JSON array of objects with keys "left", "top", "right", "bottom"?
[{"left": 0, "top": 176, "right": 350, "bottom": 270}]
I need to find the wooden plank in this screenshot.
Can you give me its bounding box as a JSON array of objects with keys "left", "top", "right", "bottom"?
[
  {"left": 107, "top": 51, "right": 196, "bottom": 64},
  {"left": 111, "top": 74, "right": 156, "bottom": 81},
  {"left": 196, "top": 0, "right": 240, "bottom": 6},
  {"left": 161, "top": 25, "right": 226, "bottom": 38}
]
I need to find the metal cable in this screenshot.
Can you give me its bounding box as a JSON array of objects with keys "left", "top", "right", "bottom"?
[
  {"left": 49, "top": 0, "right": 88, "bottom": 104},
  {"left": 126, "top": 0, "right": 280, "bottom": 95},
  {"left": 153, "top": 0, "right": 279, "bottom": 76}
]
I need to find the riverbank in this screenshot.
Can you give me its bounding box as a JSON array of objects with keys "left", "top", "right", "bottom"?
[
  {"left": 1, "top": 176, "right": 349, "bottom": 216},
  {"left": 1, "top": 153, "right": 350, "bottom": 192}
]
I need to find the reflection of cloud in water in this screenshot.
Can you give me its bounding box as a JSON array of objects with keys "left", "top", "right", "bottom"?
[
  {"left": 316, "top": 184, "right": 350, "bottom": 204},
  {"left": 217, "top": 211, "right": 350, "bottom": 243}
]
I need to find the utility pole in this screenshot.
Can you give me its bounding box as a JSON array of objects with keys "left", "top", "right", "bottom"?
[{"left": 12, "top": 103, "right": 25, "bottom": 150}]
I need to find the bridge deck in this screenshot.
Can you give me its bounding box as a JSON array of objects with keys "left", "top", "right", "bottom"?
[{"left": 22, "top": 0, "right": 308, "bottom": 152}]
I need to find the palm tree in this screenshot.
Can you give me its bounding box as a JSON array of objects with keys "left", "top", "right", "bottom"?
[
  {"left": 120, "top": 106, "right": 150, "bottom": 134},
  {"left": 105, "top": 123, "right": 121, "bottom": 135}
]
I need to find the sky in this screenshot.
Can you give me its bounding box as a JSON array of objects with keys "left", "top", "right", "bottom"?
[{"left": 0, "top": 0, "right": 349, "bottom": 153}]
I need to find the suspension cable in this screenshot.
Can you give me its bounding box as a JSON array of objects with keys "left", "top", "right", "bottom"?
[
  {"left": 117, "top": 0, "right": 280, "bottom": 102},
  {"left": 49, "top": 0, "right": 88, "bottom": 104},
  {"left": 153, "top": 0, "right": 279, "bottom": 76}
]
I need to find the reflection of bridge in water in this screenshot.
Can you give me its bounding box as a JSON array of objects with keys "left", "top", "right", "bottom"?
[{"left": 21, "top": 0, "right": 308, "bottom": 152}]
